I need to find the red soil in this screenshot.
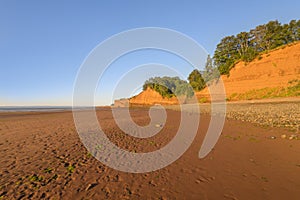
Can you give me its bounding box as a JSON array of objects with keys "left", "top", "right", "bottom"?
[
  {"left": 129, "top": 42, "right": 300, "bottom": 105},
  {"left": 129, "top": 87, "right": 179, "bottom": 105},
  {"left": 197, "top": 42, "right": 300, "bottom": 100}
]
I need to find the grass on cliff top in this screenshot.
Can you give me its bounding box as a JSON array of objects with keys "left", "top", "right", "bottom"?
[{"left": 228, "top": 79, "right": 300, "bottom": 101}]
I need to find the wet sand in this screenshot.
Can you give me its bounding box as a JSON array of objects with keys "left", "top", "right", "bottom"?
[{"left": 0, "top": 107, "right": 300, "bottom": 199}]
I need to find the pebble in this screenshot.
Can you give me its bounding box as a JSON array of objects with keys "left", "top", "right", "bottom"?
[
  {"left": 149, "top": 180, "right": 156, "bottom": 186},
  {"left": 102, "top": 186, "right": 111, "bottom": 195},
  {"left": 281, "top": 134, "right": 287, "bottom": 139},
  {"left": 85, "top": 183, "right": 98, "bottom": 191},
  {"left": 114, "top": 174, "right": 122, "bottom": 182},
  {"left": 196, "top": 102, "right": 300, "bottom": 132},
  {"left": 289, "top": 135, "right": 297, "bottom": 140}
]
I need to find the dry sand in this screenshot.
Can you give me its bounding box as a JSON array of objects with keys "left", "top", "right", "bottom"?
[{"left": 0, "top": 106, "right": 300, "bottom": 199}]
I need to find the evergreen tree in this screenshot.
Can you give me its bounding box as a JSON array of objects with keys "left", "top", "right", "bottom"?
[
  {"left": 213, "top": 35, "right": 238, "bottom": 75},
  {"left": 187, "top": 69, "right": 205, "bottom": 91},
  {"left": 213, "top": 19, "right": 300, "bottom": 76},
  {"left": 203, "top": 55, "right": 219, "bottom": 83}
]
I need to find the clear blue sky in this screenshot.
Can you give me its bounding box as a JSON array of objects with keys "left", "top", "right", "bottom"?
[{"left": 1, "top": 0, "right": 299, "bottom": 106}]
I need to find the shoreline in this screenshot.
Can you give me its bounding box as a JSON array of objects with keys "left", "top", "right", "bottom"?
[{"left": 1, "top": 97, "right": 299, "bottom": 132}]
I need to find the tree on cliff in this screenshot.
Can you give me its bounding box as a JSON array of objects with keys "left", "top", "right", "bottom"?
[
  {"left": 143, "top": 76, "right": 194, "bottom": 98},
  {"left": 202, "top": 55, "right": 220, "bottom": 84},
  {"left": 213, "top": 35, "right": 238, "bottom": 75},
  {"left": 213, "top": 19, "right": 300, "bottom": 76},
  {"left": 188, "top": 69, "right": 205, "bottom": 91}
]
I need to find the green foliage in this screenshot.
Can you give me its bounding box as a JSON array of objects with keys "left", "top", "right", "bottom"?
[
  {"left": 202, "top": 55, "right": 220, "bottom": 83},
  {"left": 66, "top": 164, "right": 75, "bottom": 174},
  {"left": 28, "top": 174, "right": 43, "bottom": 182},
  {"left": 187, "top": 55, "right": 220, "bottom": 92},
  {"left": 214, "top": 19, "right": 300, "bottom": 75},
  {"left": 188, "top": 69, "right": 205, "bottom": 91},
  {"left": 213, "top": 35, "right": 237, "bottom": 75},
  {"left": 198, "top": 97, "right": 208, "bottom": 103},
  {"left": 43, "top": 167, "right": 53, "bottom": 174},
  {"left": 141, "top": 19, "right": 300, "bottom": 100},
  {"left": 143, "top": 76, "right": 194, "bottom": 98}
]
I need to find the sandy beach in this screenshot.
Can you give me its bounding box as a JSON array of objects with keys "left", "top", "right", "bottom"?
[
  {"left": 0, "top": 102, "right": 300, "bottom": 200},
  {"left": 2, "top": 1, "right": 300, "bottom": 199}
]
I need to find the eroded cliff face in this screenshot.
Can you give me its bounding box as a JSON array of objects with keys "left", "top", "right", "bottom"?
[
  {"left": 116, "top": 42, "right": 300, "bottom": 106},
  {"left": 113, "top": 99, "right": 129, "bottom": 107},
  {"left": 197, "top": 42, "right": 300, "bottom": 101},
  {"left": 129, "top": 87, "right": 179, "bottom": 105}
]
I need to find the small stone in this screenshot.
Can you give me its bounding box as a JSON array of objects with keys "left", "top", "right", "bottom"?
[
  {"left": 290, "top": 135, "right": 298, "bottom": 140},
  {"left": 114, "top": 174, "right": 122, "bottom": 182},
  {"left": 160, "top": 197, "right": 167, "bottom": 200},
  {"left": 149, "top": 180, "right": 156, "bottom": 186},
  {"left": 125, "top": 187, "right": 132, "bottom": 195},
  {"left": 102, "top": 186, "right": 111, "bottom": 195},
  {"left": 85, "top": 183, "right": 98, "bottom": 191},
  {"left": 281, "top": 134, "right": 287, "bottom": 139}
]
